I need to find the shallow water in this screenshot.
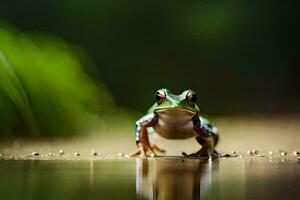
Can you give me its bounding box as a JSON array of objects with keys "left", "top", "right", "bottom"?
[{"left": 0, "top": 157, "right": 299, "bottom": 200}]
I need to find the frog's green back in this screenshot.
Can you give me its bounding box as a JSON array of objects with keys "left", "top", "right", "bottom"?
[{"left": 199, "top": 116, "right": 211, "bottom": 125}]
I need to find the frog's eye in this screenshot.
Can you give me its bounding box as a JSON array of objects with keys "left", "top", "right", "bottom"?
[
  {"left": 186, "top": 90, "right": 197, "bottom": 105},
  {"left": 155, "top": 90, "right": 166, "bottom": 104}
]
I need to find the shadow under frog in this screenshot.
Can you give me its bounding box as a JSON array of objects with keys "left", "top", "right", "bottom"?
[{"left": 136, "top": 158, "right": 215, "bottom": 200}]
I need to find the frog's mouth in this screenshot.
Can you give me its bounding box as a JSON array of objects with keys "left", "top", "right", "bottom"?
[{"left": 155, "top": 108, "right": 197, "bottom": 117}]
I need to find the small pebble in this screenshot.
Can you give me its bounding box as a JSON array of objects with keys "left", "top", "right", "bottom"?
[
  {"left": 118, "top": 152, "right": 124, "bottom": 156},
  {"left": 247, "top": 150, "right": 253, "bottom": 155},
  {"left": 32, "top": 152, "right": 39, "bottom": 156},
  {"left": 251, "top": 150, "right": 258, "bottom": 154},
  {"left": 150, "top": 153, "right": 156, "bottom": 157},
  {"left": 293, "top": 151, "right": 299, "bottom": 156},
  {"left": 90, "top": 150, "right": 98, "bottom": 156},
  {"left": 74, "top": 152, "right": 80, "bottom": 156},
  {"left": 280, "top": 152, "right": 287, "bottom": 156},
  {"left": 269, "top": 151, "right": 273, "bottom": 156},
  {"left": 48, "top": 152, "right": 54, "bottom": 156},
  {"left": 59, "top": 149, "right": 64, "bottom": 155},
  {"left": 231, "top": 150, "right": 236, "bottom": 155},
  {"left": 208, "top": 157, "right": 213, "bottom": 162}
]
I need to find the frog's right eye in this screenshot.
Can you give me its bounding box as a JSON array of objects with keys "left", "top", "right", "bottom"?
[
  {"left": 186, "top": 90, "right": 197, "bottom": 105},
  {"left": 155, "top": 90, "right": 166, "bottom": 104}
]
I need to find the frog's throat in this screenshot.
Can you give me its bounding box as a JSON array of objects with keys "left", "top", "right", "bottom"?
[{"left": 153, "top": 108, "right": 198, "bottom": 139}]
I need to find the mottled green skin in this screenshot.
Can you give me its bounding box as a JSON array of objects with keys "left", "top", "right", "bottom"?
[{"left": 148, "top": 88, "right": 200, "bottom": 114}]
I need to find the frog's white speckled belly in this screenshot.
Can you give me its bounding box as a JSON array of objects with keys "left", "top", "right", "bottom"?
[{"left": 153, "top": 108, "right": 197, "bottom": 139}]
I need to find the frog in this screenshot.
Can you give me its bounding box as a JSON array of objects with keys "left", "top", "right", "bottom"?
[{"left": 128, "top": 88, "right": 219, "bottom": 158}]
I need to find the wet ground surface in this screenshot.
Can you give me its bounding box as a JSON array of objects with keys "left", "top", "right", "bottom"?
[
  {"left": 0, "top": 115, "right": 299, "bottom": 200},
  {"left": 0, "top": 157, "right": 299, "bottom": 200}
]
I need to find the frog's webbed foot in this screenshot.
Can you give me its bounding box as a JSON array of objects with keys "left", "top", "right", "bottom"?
[
  {"left": 182, "top": 135, "right": 219, "bottom": 159},
  {"left": 182, "top": 149, "right": 219, "bottom": 159},
  {"left": 127, "top": 144, "right": 166, "bottom": 158}
]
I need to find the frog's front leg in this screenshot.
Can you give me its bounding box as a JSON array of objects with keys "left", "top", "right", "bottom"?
[
  {"left": 128, "top": 113, "right": 166, "bottom": 158},
  {"left": 187, "top": 116, "right": 219, "bottom": 158}
]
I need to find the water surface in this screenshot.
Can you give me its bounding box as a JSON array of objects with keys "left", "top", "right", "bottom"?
[{"left": 0, "top": 157, "right": 299, "bottom": 200}]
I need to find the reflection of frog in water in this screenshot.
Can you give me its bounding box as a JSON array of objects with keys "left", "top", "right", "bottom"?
[
  {"left": 129, "top": 89, "right": 219, "bottom": 158},
  {"left": 136, "top": 159, "right": 213, "bottom": 200}
]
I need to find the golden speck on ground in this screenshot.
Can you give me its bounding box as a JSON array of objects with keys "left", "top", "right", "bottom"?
[
  {"left": 251, "top": 150, "right": 258, "bottom": 154},
  {"left": 293, "top": 151, "right": 299, "bottom": 156},
  {"left": 281, "top": 152, "right": 287, "bottom": 156},
  {"left": 32, "top": 152, "right": 39, "bottom": 156},
  {"left": 90, "top": 150, "right": 98, "bottom": 156}
]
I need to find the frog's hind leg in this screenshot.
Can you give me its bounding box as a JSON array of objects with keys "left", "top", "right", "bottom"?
[
  {"left": 194, "top": 136, "right": 219, "bottom": 158},
  {"left": 184, "top": 116, "right": 219, "bottom": 159},
  {"left": 182, "top": 136, "right": 215, "bottom": 158}
]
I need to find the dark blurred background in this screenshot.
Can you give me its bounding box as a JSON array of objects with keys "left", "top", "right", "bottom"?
[{"left": 0, "top": 0, "right": 299, "bottom": 136}]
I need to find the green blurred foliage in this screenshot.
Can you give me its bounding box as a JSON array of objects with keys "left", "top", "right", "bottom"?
[
  {"left": 0, "top": 25, "right": 113, "bottom": 137},
  {"left": 0, "top": 0, "right": 299, "bottom": 115}
]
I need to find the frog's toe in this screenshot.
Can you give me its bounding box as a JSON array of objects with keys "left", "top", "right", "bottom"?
[
  {"left": 127, "top": 143, "right": 165, "bottom": 158},
  {"left": 182, "top": 149, "right": 219, "bottom": 159},
  {"left": 127, "top": 149, "right": 150, "bottom": 159},
  {"left": 182, "top": 152, "right": 208, "bottom": 158},
  {"left": 203, "top": 149, "right": 220, "bottom": 159},
  {"left": 208, "top": 151, "right": 220, "bottom": 159},
  {"left": 150, "top": 144, "right": 167, "bottom": 154},
  {"left": 127, "top": 149, "right": 142, "bottom": 157},
  {"left": 139, "top": 152, "right": 148, "bottom": 159},
  {"left": 201, "top": 149, "right": 219, "bottom": 159}
]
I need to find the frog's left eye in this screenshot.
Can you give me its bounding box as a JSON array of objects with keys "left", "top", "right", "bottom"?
[
  {"left": 186, "top": 90, "right": 197, "bottom": 105},
  {"left": 155, "top": 90, "right": 166, "bottom": 104}
]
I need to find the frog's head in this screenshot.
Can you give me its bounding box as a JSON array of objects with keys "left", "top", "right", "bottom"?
[{"left": 148, "top": 88, "right": 200, "bottom": 113}]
